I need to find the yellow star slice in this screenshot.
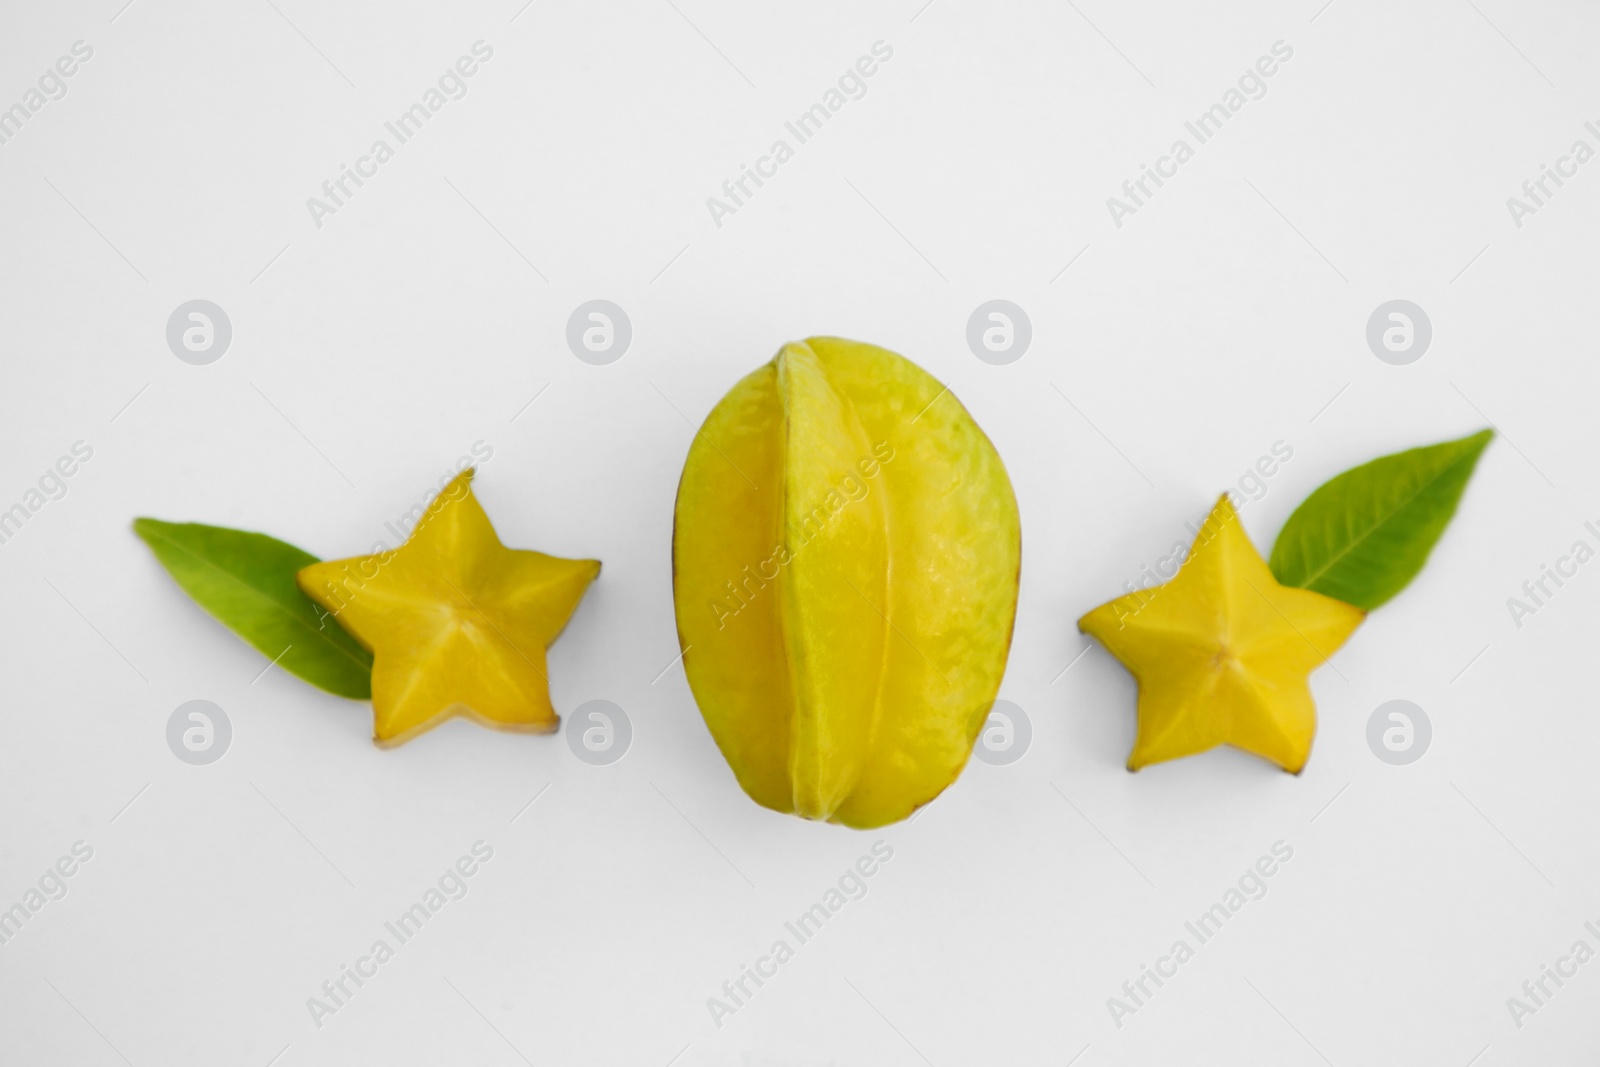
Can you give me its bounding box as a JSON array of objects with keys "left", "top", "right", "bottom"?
[
  {"left": 296, "top": 470, "right": 599, "bottom": 747},
  {"left": 1078, "top": 494, "right": 1365, "bottom": 774}
]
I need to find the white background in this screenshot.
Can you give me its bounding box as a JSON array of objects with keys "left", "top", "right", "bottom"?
[{"left": 2, "top": 0, "right": 1597, "bottom": 1063}]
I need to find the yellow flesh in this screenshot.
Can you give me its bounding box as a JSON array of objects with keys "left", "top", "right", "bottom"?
[
  {"left": 297, "top": 470, "right": 599, "bottom": 746},
  {"left": 672, "top": 338, "right": 1021, "bottom": 828},
  {"left": 1078, "top": 494, "right": 1364, "bottom": 774}
]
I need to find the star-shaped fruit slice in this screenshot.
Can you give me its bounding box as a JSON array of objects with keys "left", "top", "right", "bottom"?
[
  {"left": 1078, "top": 494, "right": 1364, "bottom": 774},
  {"left": 297, "top": 470, "right": 599, "bottom": 747}
]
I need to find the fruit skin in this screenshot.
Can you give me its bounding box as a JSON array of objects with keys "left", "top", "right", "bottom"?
[{"left": 672, "top": 338, "right": 1021, "bottom": 829}]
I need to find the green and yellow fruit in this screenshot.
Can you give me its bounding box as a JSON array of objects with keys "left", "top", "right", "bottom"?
[{"left": 671, "top": 337, "right": 1021, "bottom": 828}]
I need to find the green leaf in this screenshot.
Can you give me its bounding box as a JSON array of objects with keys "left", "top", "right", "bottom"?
[
  {"left": 1268, "top": 429, "right": 1493, "bottom": 611},
  {"left": 133, "top": 518, "right": 372, "bottom": 699}
]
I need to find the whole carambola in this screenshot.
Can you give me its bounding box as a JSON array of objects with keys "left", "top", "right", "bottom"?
[{"left": 672, "top": 337, "right": 1021, "bottom": 828}]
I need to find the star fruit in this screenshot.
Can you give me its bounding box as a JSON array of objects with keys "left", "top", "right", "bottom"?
[
  {"left": 1079, "top": 494, "right": 1364, "bottom": 774},
  {"left": 672, "top": 337, "right": 1021, "bottom": 829},
  {"left": 297, "top": 470, "right": 599, "bottom": 747}
]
